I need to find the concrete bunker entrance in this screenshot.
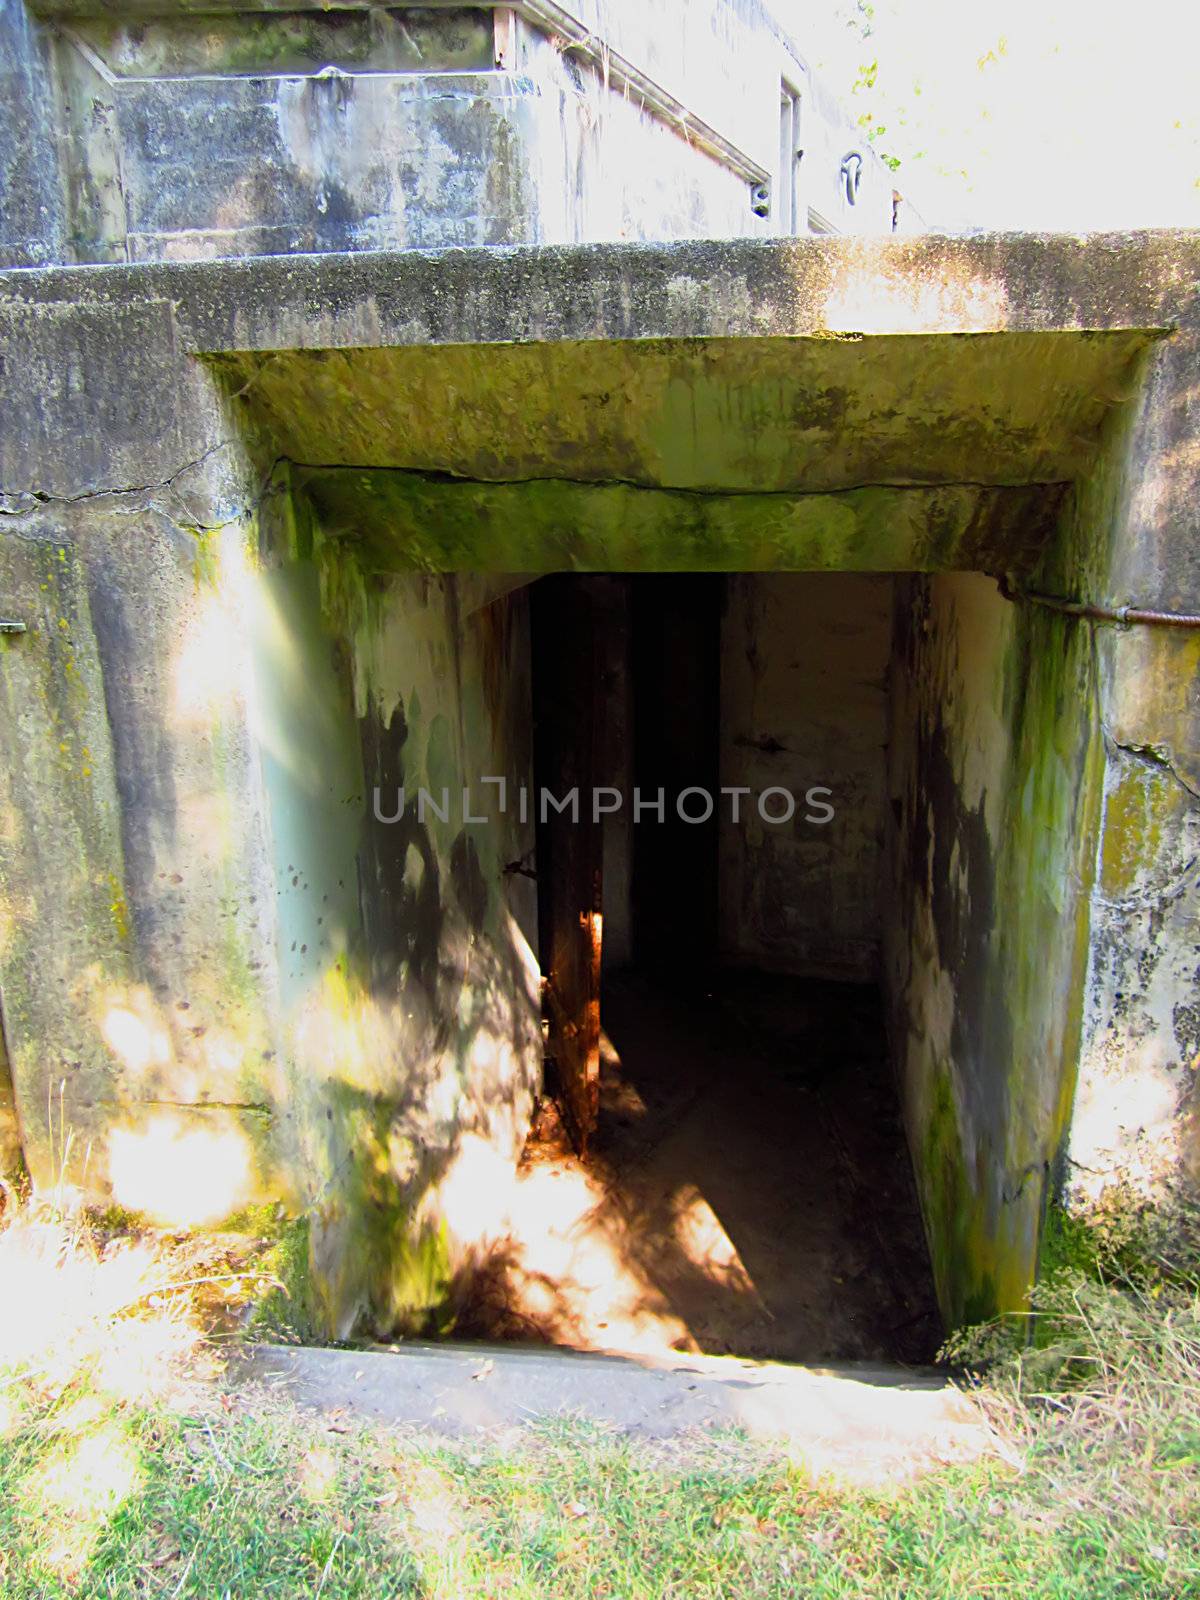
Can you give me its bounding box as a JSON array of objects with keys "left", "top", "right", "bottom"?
[
  {"left": 456, "top": 569, "right": 945, "bottom": 1364},
  {"left": 206, "top": 317, "right": 1148, "bottom": 1351}
]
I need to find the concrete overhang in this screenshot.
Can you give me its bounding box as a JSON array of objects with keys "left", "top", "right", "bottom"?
[
  {"left": 2, "top": 230, "right": 1190, "bottom": 343},
  {"left": 1, "top": 232, "right": 1197, "bottom": 570}
]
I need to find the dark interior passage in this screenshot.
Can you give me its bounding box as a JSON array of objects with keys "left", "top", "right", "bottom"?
[
  {"left": 457, "top": 571, "right": 942, "bottom": 1364},
  {"left": 629, "top": 575, "right": 722, "bottom": 974}
]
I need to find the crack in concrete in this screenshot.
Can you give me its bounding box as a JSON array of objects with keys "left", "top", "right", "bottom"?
[
  {"left": 1106, "top": 729, "right": 1200, "bottom": 804},
  {"left": 1001, "top": 1160, "right": 1048, "bottom": 1206},
  {"left": 287, "top": 459, "right": 1072, "bottom": 504},
  {"left": 136, "top": 1099, "right": 273, "bottom": 1116},
  {"left": 0, "top": 440, "right": 249, "bottom": 529}
]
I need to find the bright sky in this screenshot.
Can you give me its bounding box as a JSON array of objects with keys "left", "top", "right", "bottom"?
[{"left": 780, "top": 0, "right": 1200, "bottom": 231}]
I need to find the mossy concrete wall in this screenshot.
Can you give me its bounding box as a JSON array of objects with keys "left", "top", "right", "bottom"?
[
  {"left": 0, "top": 490, "right": 283, "bottom": 1223},
  {"left": 884, "top": 572, "right": 1104, "bottom": 1324},
  {"left": 249, "top": 472, "right": 541, "bottom": 1336},
  {"left": 1, "top": 234, "right": 1199, "bottom": 1333},
  {"left": 1060, "top": 338, "right": 1200, "bottom": 1207}
]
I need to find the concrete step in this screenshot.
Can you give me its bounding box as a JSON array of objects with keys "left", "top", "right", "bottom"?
[{"left": 239, "top": 1339, "right": 992, "bottom": 1483}]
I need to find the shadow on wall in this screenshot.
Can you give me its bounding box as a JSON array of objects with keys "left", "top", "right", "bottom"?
[
  {"left": 245, "top": 523, "right": 543, "bottom": 1339},
  {"left": 45, "top": 515, "right": 544, "bottom": 1343}
]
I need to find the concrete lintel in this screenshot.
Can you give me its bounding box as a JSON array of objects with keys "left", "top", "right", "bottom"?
[
  {"left": 3, "top": 234, "right": 1190, "bottom": 500},
  {"left": 0, "top": 233, "right": 1195, "bottom": 354}
]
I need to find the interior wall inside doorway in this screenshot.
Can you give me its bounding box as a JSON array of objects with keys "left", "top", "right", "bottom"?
[
  {"left": 587, "top": 572, "right": 896, "bottom": 985},
  {"left": 719, "top": 573, "right": 894, "bottom": 981}
]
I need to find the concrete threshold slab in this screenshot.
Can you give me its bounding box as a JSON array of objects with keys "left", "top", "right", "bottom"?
[{"left": 240, "top": 1340, "right": 993, "bottom": 1483}]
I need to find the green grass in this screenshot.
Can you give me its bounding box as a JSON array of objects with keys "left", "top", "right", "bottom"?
[
  {"left": 2, "top": 1385, "right": 1198, "bottom": 1598},
  {"left": 1, "top": 1200, "right": 1199, "bottom": 1597}
]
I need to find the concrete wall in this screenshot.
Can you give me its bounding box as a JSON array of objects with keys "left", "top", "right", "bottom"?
[
  {"left": 52, "top": 8, "right": 539, "bottom": 262},
  {"left": 1057, "top": 340, "right": 1200, "bottom": 1209},
  {"left": 514, "top": 23, "right": 758, "bottom": 246},
  {"left": 884, "top": 570, "right": 1103, "bottom": 1323},
  {"left": 0, "top": 288, "right": 543, "bottom": 1332},
  {"left": 719, "top": 573, "right": 892, "bottom": 980},
  {"left": 718, "top": 562, "right": 1110, "bottom": 1331},
  {"left": 0, "top": 0, "right": 895, "bottom": 268},
  {"left": 509, "top": 0, "right": 895, "bottom": 235},
  {"left": 252, "top": 483, "right": 542, "bottom": 1334},
  {"left": 0, "top": 488, "right": 284, "bottom": 1228},
  {"left": 46, "top": 8, "right": 767, "bottom": 264},
  {"left": 0, "top": 0, "right": 66, "bottom": 266},
  {"left": 2, "top": 233, "right": 1198, "bottom": 1335}
]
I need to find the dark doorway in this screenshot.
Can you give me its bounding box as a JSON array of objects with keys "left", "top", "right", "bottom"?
[
  {"left": 630, "top": 575, "right": 722, "bottom": 977},
  {"left": 530, "top": 575, "right": 605, "bottom": 1151},
  {"left": 483, "top": 572, "right": 941, "bottom": 1365}
]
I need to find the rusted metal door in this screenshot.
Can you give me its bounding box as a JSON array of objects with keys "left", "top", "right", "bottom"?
[{"left": 532, "top": 577, "right": 604, "bottom": 1153}]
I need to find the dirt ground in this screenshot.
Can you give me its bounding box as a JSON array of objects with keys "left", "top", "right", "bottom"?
[{"left": 457, "top": 971, "right": 942, "bottom": 1366}]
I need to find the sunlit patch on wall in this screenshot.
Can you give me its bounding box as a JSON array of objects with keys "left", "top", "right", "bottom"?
[
  {"left": 429, "top": 1132, "right": 514, "bottom": 1253},
  {"left": 171, "top": 584, "right": 247, "bottom": 725},
  {"left": 107, "top": 1111, "right": 260, "bottom": 1225},
  {"left": 820, "top": 265, "right": 1009, "bottom": 335},
  {"left": 98, "top": 991, "right": 171, "bottom": 1077}
]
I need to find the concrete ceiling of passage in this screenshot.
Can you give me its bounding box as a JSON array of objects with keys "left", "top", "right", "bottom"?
[{"left": 210, "top": 329, "right": 1155, "bottom": 495}]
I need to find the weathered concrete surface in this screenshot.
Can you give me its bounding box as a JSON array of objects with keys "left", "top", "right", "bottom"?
[
  {"left": 222, "top": 333, "right": 1150, "bottom": 495},
  {"left": 296, "top": 471, "right": 1064, "bottom": 575},
  {"left": 252, "top": 478, "right": 543, "bottom": 1334},
  {"left": 3, "top": 0, "right": 896, "bottom": 271},
  {"left": 884, "top": 572, "right": 1104, "bottom": 1323},
  {"left": 4, "top": 0, "right": 791, "bottom": 269},
  {"left": 242, "top": 1340, "right": 989, "bottom": 1483},
  {"left": 0, "top": 0, "right": 65, "bottom": 268},
  {"left": 2, "top": 232, "right": 1199, "bottom": 1335},
  {"left": 0, "top": 231, "right": 1187, "bottom": 371},
  {"left": 1058, "top": 337, "right": 1200, "bottom": 1205},
  {"left": 507, "top": 21, "right": 760, "bottom": 248},
  {"left": 0, "top": 494, "right": 284, "bottom": 1221}
]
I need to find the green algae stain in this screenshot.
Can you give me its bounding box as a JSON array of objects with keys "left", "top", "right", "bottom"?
[
  {"left": 106, "top": 872, "right": 131, "bottom": 945},
  {"left": 190, "top": 525, "right": 220, "bottom": 590},
  {"left": 423, "top": 713, "right": 456, "bottom": 798},
  {"left": 1100, "top": 758, "right": 1175, "bottom": 899},
  {"left": 903, "top": 577, "right": 1107, "bottom": 1331}
]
